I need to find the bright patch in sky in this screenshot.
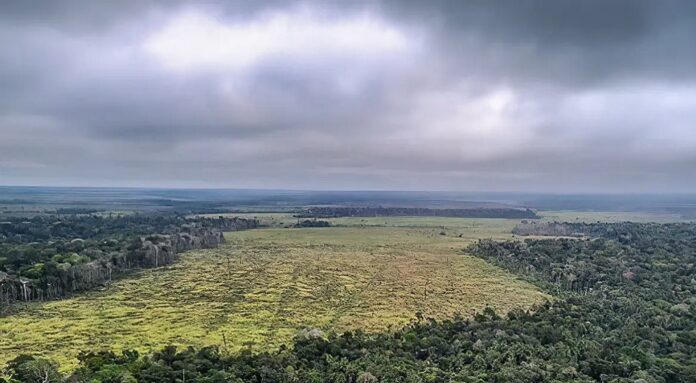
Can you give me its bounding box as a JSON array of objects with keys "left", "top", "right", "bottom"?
[{"left": 144, "top": 9, "right": 411, "bottom": 71}]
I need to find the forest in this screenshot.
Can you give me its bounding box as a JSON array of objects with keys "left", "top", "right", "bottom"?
[
  {"left": 293, "top": 219, "right": 331, "bottom": 228},
  {"left": 0, "top": 215, "right": 257, "bottom": 310},
  {"left": 3, "top": 221, "right": 695, "bottom": 382},
  {"left": 297, "top": 207, "right": 538, "bottom": 219}
]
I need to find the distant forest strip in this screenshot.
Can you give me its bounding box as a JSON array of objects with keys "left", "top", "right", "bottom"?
[
  {"left": 5, "top": 221, "right": 696, "bottom": 382},
  {"left": 297, "top": 206, "right": 539, "bottom": 219},
  {"left": 0, "top": 215, "right": 257, "bottom": 311},
  {"left": 511, "top": 220, "right": 667, "bottom": 239}
]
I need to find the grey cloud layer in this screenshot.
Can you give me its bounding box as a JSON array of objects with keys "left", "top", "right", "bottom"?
[{"left": 1, "top": 0, "right": 695, "bottom": 191}]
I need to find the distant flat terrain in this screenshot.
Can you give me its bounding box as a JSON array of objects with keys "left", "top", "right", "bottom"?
[
  {"left": 538, "top": 210, "right": 690, "bottom": 223},
  {"left": 5, "top": 186, "right": 696, "bottom": 219},
  {"left": 200, "top": 210, "right": 692, "bottom": 229},
  {"left": 0, "top": 223, "right": 546, "bottom": 371}
]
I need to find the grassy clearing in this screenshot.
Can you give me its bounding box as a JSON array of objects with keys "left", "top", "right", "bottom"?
[
  {"left": 201, "top": 210, "right": 687, "bottom": 229},
  {"left": 0, "top": 225, "right": 546, "bottom": 371},
  {"left": 201, "top": 212, "right": 523, "bottom": 234},
  {"left": 328, "top": 216, "right": 520, "bottom": 236}
]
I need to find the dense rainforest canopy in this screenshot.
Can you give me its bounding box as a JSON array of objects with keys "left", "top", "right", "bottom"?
[
  {"left": 3, "top": 221, "right": 696, "bottom": 382},
  {"left": 0, "top": 215, "right": 257, "bottom": 310}
]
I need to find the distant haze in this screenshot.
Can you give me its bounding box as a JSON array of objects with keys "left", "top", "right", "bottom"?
[{"left": 1, "top": 1, "right": 696, "bottom": 192}]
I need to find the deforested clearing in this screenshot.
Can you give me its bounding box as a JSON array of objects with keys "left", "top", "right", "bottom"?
[{"left": 0, "top": 225, "right": 547, "bottom": 370}]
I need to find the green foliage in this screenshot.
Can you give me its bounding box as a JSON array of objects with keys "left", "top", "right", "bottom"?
[
  {"left": 5, "top": 221, "right": 696, "bottom": 382},
  {"left": 294, "top": 219, "right": 330, "bottom": 228},
  {"left": 3, "top": 356, "right": 61, "bottom": 383},
  {"left": 0, "top": 215, "right": 256, "bottom": 308},
  {"left": 297, "top": 206, "right": 539, "bottom": 219}
]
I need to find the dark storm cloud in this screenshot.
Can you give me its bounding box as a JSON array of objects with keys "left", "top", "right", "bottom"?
[
  {"left": 381, "top": 0, "right": 696, "bottom": 86},
  {"left": 1, "top": 0, "right": 695, "bottom": 191}
]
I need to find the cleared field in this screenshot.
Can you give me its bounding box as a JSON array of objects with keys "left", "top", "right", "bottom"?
[
  {"left": 0, "top": 225, "right": 546, "bottom": 371},
  {"left": 200, "top": 212, "right": 524, "bottom": 234},
  {"left": 328, "top": 215, "right": 521, "bottom": 234},
  {"left": 201, "top": 210, "right": 690, "bottom": 229}
]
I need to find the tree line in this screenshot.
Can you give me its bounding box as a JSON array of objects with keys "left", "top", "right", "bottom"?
[
  {"left": 0, "top": 215, "right": 257, "bottom": 311},
  {"left": 297, "top": 207, "right": 538, "bottom": 219}
]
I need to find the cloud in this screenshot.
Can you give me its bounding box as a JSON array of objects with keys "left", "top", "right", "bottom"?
[
  {"left": 143, "top": 7, "right": 412, "bottom": 72},
  {"left": 0, "top": 0, "right": 695, "bottom": 192}
]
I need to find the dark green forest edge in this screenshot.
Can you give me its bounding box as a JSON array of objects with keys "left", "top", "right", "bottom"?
[
  {"left": 0, "top": 215, "right": 258, "bottom": 311},
  {"left": 3, "top": 221, "right": 696, "bottom": 382},
  {"left": 296, "top": 207, "right": 538, "bottom": 219}
]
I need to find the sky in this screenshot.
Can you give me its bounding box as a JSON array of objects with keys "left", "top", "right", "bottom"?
[{"left": 1, "top": 0, "right": 695, "bottom": 192}]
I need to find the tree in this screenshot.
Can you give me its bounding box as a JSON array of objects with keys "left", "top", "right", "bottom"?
[{"left": 7, "top": 357, "right": 61, "bottom": 383}]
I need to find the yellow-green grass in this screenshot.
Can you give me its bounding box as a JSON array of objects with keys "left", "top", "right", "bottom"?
[
  {"left": 197, "top": 210, "right": 688, "bottom": 230},
  {"left": 327, "top": 215, "right": 521, "bottom": 235},
  {"left": 0, "top": 226, "right": 546, "bottom": 371},
  {"left": 198, "top": 212, "right": 525, "bottom": 234}
]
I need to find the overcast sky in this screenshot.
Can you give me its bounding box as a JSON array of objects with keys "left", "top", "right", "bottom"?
[{"left": 1, "top": 1, "right": 695, "bottom": 192}]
